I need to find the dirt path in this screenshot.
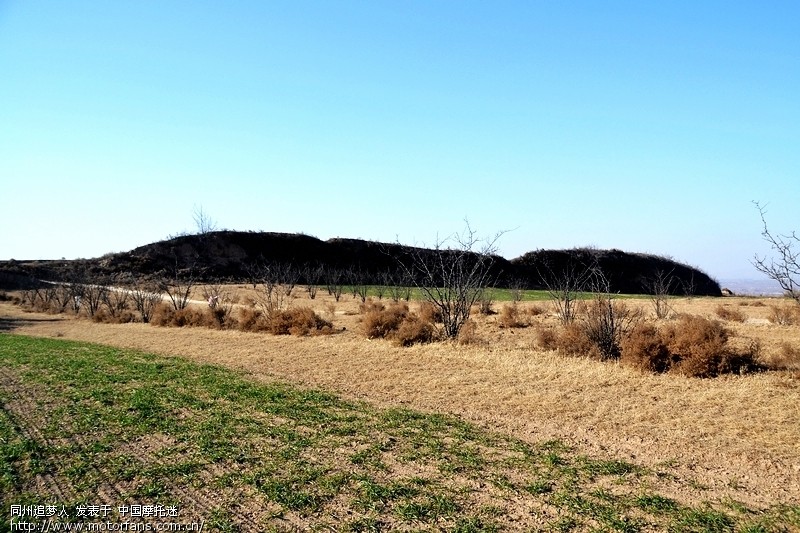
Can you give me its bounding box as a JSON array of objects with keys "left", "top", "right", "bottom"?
[{"left": 2, "top": 302, "right": 799, "bottom": 509}]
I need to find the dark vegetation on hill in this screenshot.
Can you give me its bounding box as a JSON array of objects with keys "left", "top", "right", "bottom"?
[{"left": 0, "top": 231, "right": 721, "bottom": 296}]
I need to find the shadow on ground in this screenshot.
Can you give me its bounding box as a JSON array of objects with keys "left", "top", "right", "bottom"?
[{"left": 0, "top": 316, "right": 63, "bottom": 332}]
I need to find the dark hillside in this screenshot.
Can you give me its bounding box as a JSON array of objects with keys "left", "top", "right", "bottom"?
[
  {"left": 512, "top": 248, "right": 721, "bottom": 296},
  {"left": 0, "top": 232, "right": 720, "bottom": 296}
]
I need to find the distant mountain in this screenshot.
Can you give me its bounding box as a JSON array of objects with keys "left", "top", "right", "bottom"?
[{"left": 0, "top": 231, "right": 721, "bottom": 296}]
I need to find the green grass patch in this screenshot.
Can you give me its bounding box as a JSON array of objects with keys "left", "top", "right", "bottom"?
[{"left": 0, "top": 333, "right": 796, "bottom": 530}]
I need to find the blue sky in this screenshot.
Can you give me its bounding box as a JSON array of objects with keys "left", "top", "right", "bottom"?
[{"left": 1, "top": 1, "right": 797, "bottom": 280}]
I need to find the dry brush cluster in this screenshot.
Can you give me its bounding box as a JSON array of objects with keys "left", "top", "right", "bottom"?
[
  {"left": 17, "top": 273, "right": 334, "bottom": 338},
  {"left": 360, "top": 300, "right": 435, "bottom": 347}
]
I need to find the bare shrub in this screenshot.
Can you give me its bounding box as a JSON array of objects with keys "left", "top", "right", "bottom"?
[
  {"left": 81, "top": 283, "right": 107, "bottom": 318},
  {"left": 527, "top": 304, "right": 546, "bottom": 317},
  {"left": 715, "top": 305, "right": 746, "bottom": 323},
  {"left": 394, "top": 221, "right": 504, "bottom": 339},
  {"left": 620, "top": 323, "right": 674, "bottom": 373},
  {"left": 202, "top": 283, "right": 234, "bottom": 328},
  {"left": 556, "top": 322, "right": 598, "bottom": 358},
  {"left": 265, "top": 307, "right": 333, "bottom": 336},
  {"left": 769, "top": 305, "right": 798, "bottom": 326},
  {"left": 159, "top": 259, "right": 198, "bottom": 311},
  {"left": 418, "top": 301, "right": 443, "bottom": 324},
  {"left": 363, "top": 303, "right": 408, "bottom": 339},
  {"left": 477, "top": 291, "right": 495, "bottom": 315},
  {"left": 350, "top": 269, "right": 370, "bottom": 303},
  {"left": 534, "top": 326, "right": 559, "bottom": 351},
  {"left": 753, "top": 202, "right": 800, "bottom": 305},
  {"left": 499, "top": 303, "right": 529, "bottom": 329},
  {"left": 102, "top": 288, "right": 130, "bottom": 319},
  {"left": 644, "top": 269, "right": 675, "bottom": 319},
  {"left": 581, "top": 297, "right": 641, "bottom": 360},
  {"left": 304, "top": 264, "right": 323, "bottom": 299},
  {"left": 394, "top": 316, "right": 435, "bottom": 347},
  {"left": 457, "top": 319, "right": 480, "bottom": 345},
  {"left": 508, "top": 278, "right": 525, "bottom": 303},
  {"left": 537, "top": 256, "right": 594, "bottom": 325},
  {"left": 130, "top": 282, "right": 161, "bottom": 323},
  {"left": 151, "top": 304, "right": 215, "bottom": 328},
  {"left": 237, "top": 307, "right": 266, "bottom": 332},
  {"left": 621, "top": 315, "right": 761, "bottom": 377},
  {"left": 324, "top": 267, "right": 345, "bottom": 302},
  {"left": 52, "top": 284, "right": 73, "bottom": 313},
  {"left": 773, "top": 343, "right": 800, "bottom": 371}
]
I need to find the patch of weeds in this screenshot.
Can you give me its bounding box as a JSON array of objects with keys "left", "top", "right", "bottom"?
[
  {"left": 134, "top": 479, "right": 169, "bottom": 498},
  {"left": 669, "top": 506, "right": 735, "bottom": 533},
  {"left": 347, "top": 516, "right": 388, "bottom": 532},
  {"left": 350, "top": 443, "right": 387, "bottom": 470},
  {"left": 489, "top": 473, "right": 516, "bottom": 492},
  {"left": 355, "top": 478, "right": 420, "bottom": 511},
  {"left": 452, "top": 516, "right": 499, "bottom": 532},
  {"left": 106, "top": 453, "right": 140, "bottom": 482},
  {"left": 256, "top": 478, "right": 321, "bottom": 513},
  {"left": 551, "top": 490, "right": 641, "bottom": 532},
  {"left": 580, "top": 457, "right": 640, "bottom": 478},
  {"left": 0, "top": 408, "right": 29, "bottom": 495},
  {"left": 543, "top": 451, "right": 567, "bottom": 468},
  {"left": 206, "top": 508, "right": 239, "bottom": 533},
  {"left": 396, "top": 494, "right": 459, "bottom": 522},
  {"left": 634, "top": 493, "right": 678, "bottom": 513},
  {"left": 548, "top": 515, "right": 580, "bottom": 532},
  {"left": 525, "top": 478, "right": 553, "bottom": 495}
]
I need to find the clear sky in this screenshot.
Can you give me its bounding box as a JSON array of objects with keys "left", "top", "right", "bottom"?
[{"left": 1, "top": 1, "right": 797, "bottom": 280}]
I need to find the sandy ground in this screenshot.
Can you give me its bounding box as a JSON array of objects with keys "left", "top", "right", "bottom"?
[{"left": 2, "top": 292, "right": 799, "bottom": 509}]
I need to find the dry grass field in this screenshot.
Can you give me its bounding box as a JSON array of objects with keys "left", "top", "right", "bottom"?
[{"left": 2, "top": 287, "right": 800, "bottom": 529}]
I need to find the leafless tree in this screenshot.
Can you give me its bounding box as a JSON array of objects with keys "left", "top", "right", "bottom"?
[
  {"left": 202, "top": 282, "right": 233, "bottom": 326},
  {"left": 130, "top": 280, "right": 161, "bottom": 323},
  {"left": 82, "top": 283, "right": 108, "bottom": 318},
  {"left": 395, "top": 221, "right": 504, "bottom": 339},
  {"left": 644, "top": 269, "right": 675, "bottom": 319},
  {"left": 193, "top": 204, "right": 218, "bottom": 235},
  {"left": 102, "top": 288, "right": 130, "bottom": 318},
  {"left": 581, "top": 271, "right": 641, "bottom": 360},
  {"left": 256, "top": 265, "right": 297, "bottom": 317},
  {"left": 324, "top": 267, "right": 345, "bottom": 302},
  {"left": 536, "top": 255, "right": 594, "bottom": 325},
  {"left": 508, "top": 278, "right": 526, "bottom": 303},
  {"left": 374, "top": 270, "right": 391, "bottom": 300},
  {"left": 303, "top": 264, "right": 323, "bottom": 299},
  {"left": 349, "top": 268, "right": 369, "bottom": 303},
  {"left": 753, "top": 201, "right": 800, "bottom": 305},
  {"left": 159, "top": 258, "right": 199, "bottom": 311},
  {"left": 53, "top": 284, "right": 73, "bottom": 313},
  {"left": 385, "top": 268, "right": 414, "bottom": 302},
  {"left": 244, "top": 260, "right": 264, "bottom": 289}
]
